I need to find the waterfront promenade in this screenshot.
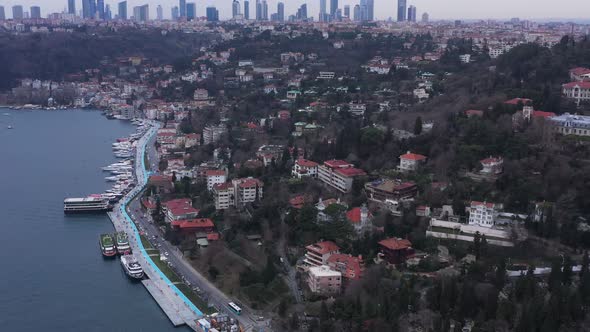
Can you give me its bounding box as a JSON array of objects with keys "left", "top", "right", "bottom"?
[{"left": 107, "top": 121, "right": 201, "bottom": 331}]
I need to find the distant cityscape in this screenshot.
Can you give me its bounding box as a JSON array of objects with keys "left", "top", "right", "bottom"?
[{"left": 0, "top": 0, "right": 428, "bottom": 23}]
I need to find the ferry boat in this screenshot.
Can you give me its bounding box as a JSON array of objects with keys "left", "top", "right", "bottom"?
[
  {"left": 120, "top": 255, "right": 144, "bottom": 279},
  {"left": 100, "top": 234, "right": 117, "bottom": 257},
  {"left": 115, "top": 232, "right": 131, "bottom": 255},
  {"left": 64, "top": 196, "right": 111, "bottom": 214}
]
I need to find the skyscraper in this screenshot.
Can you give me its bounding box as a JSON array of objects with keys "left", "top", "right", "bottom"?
[
  {"left": 12, "top": 5, "right": 24, "bottom": 19},
  {"left": 206, "top": 7, "right": 219, "bottom": 21},
  {"left": 319, "top": 0, "right": 327, "bottom": 22},
  {"left": 179, "top": 0, "right": 186, "bottom": 18},
  {"left": 232, "top": 1, "right": 240, "bottom": 19},
  {"left": 244, "top": 1, "right": 249, "bottom": 19},
  {"left": 256, "top": 0, "right": 261, "bottom": 20},
  {"left": 118, "top": 1, "right": 127, "bottom": 20},
  {"left": 262, "top": 1, "right": 268, "bottom": 20},
  {"left": 366, "top": 0, "right": 374, "bottom": 21},
  {"left": 171, "top": 6, "right": 179, "bottom": 20},
  {"left": 343, "top": 5, "right": 350, "bottom": 18},
  {"left": 360, "top": 0, "right": 368, "bottom": 21},
  {"left": 186, "top": 3, "right": 196, "bottom": 20},
  {"left": 105, "top": 4, "right": 112, "bottom": 19},
  {"left": 82, "top": 0, "right": 97, "bottom": 19},
  {"left": 397, "top": 0, "right": 407, "bottom": 22},
  {"left": 330, "top": 0, "right": 338, "bottom": 16},
  {"left": 68, "top": 0, "right": 76, "bottom": 15},
  {"left": 97, "top": 0, "right": 105, "bottom": 19},
  {"left": 353, "top": 4, "right": 360, "bottom": 21},
  {"left": 296, "top": 4, "right": 307, "bottom": 20},
  {"left": 277, "top": 2, "right": 284, "bottom": 22},
  {"left": 30, "top": 6, "right": 41, "bottom": 19},
  {"left": 407, "top": 5, "right": 416, "bottom": 22},
  {"left": 0, "top": 6, "right": 5, "bottom": 21},
  {"left": 421, "top": 12, "right": 429, "bottom": 23},
  {"left": 156, "top": 5, "right": 163, "bottom": 20}
]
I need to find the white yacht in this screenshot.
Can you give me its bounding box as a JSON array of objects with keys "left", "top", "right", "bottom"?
[
  {"left": 120, "top": 255, "right": 144, "bottom": 279},
  {"left": 64, "top": 196, "right": 111, "bottom": 214}
]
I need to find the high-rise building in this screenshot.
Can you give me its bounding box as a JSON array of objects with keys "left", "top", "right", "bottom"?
[
  {"left": 232, "top": 0, "right": 240, "bottom": 19},
  {"left": 179, "top": 0, "right": 186, "bottom": 18},
  {"left": 244, "top": 1, "right": 249, "bottom": 19},
  {"left": 397, "top": 0, "right": 407, "bottom": 22},
  {"left": 171, "top": 6, "right": 179, "bottom": 20},
  {"left": 82, "top": 0, "right": 97, "bottom": 19},
  {"left": 319, "top": 0, "right": 327, "bottom": 22},
  {"left": 133, "top": 4, "right": 149, "bottom": 22},
  {"left": 118, "top": 1, "right": 127, "bottom": 20},
  {"left": 105, "top": 4, "right": 112, "bottom": 19},
  {"left": 353, "top": 4, "right": 360, "bottom": 21},
  {"left": 277, "top": 2, "right": 284, "bottom": 22},
  {"left": 30, "top": 6, "right": 41, "bottom": 19},
  {"left": 366, "top": 0, "right": 374, "bottom": 21},
  {"left": 330, "top": 0, "right": 338, "bottom": 16},
  {"left": 262, "top": 1, "right": 268, "bottom": 20},
  {"left": 255, "top": 0, "right": 261, "bottom": 20},
  {"left": 296, "top": 4, "right": 307, "bottom": 20},
  {"left": 343, "top": 5, "right": 350, "bottom": 18},
  {"left": 156, "top": 5, "right": 163, "bottom": 20},
  {"left": 97, "top": 0, "right": 105, "bottom": 19},
  {"left": 206, "top": 7, "right": 219, "bottom": 22},
  {"left": 421, "top": 12, "right": 429, "bottom": 23},
  {"left": 407, "top": 5, "right": 416, "bottom": 22},
  {"left": 0, "top": 6, "right": 5, "bottom": 21},
  {"left": 186, "top": 3, "right": 196, "bottom": 20},
  {"left": 12, "top": 5, "right": 24, "bottom": 19},
  {"left": 68, "top": 0, "right": 76, "bottom": 15}
]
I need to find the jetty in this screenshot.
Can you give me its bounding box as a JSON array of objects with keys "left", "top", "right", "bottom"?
[{"left": 107, "top": 121, "right": 201, "bottom": 330}]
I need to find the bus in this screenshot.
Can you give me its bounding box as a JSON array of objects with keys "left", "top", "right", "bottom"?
[{"left": 228, "top": 302, "right": 242, "bottom": 315}]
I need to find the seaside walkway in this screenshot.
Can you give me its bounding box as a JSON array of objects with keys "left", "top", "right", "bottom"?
[{"left": 107, "top": 121, "right": 201, "bottom": 330}]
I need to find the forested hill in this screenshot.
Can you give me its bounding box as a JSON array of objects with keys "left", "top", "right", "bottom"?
[{"left": 0, "top": 28, "right": 217, "bottom": 90}]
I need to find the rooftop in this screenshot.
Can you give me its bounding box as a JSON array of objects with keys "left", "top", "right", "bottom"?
[
  {"left": 306, "top": 241, "right": 340, "bottom": 255},
  {"left": 379, "top": 238, "right": 412, "bottom": 251},
  {"left": 400, "top": 151, "right": 427, "bottom": 161}
]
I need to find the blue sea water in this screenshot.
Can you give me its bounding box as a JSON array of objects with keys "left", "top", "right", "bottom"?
[{"left": 0, "top": 109, "right": 189, "bottom": 332}]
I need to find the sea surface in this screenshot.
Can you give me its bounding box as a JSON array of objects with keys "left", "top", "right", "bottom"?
[{"left": 0, "top": 109, "right": 189, "bottom": 332}]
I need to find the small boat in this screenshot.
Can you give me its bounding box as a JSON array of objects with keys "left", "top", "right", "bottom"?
[
  {"left": 120, "top": 255, "right": 144, "bottom": 279},
  {"left": 7, "top": 125, "right": 13, "bottom": 129}
]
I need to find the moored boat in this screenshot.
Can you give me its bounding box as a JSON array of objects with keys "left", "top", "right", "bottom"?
[
  {"left": 100, "top": 234, "right": 117, "bottom": 257},
  {"left": 120, "top": 255, "right": 144, "bottom": 279},
  {"left": 115, "top": 232, "right": 131, "bottom": 255},
  {"left": 64, "top": 196, "right": 111, "bottom": 214}
]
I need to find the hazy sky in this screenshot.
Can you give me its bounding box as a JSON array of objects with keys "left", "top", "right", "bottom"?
[{"left": 3, "top": 0, "right": 590, "bottom": 21}]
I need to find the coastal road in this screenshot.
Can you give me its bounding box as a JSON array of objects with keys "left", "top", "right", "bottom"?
[{"left": 128, "top": 128, "right": 269, "bottom": 331}]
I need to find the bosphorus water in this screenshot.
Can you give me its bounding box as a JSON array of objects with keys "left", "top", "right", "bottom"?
[{"left": 0, "top": 109, "right": 189, "bottom": 332}]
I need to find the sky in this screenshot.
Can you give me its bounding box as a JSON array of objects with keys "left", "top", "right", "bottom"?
[{"left": 2, "top": 0, "right": 590, "bottom": 21}]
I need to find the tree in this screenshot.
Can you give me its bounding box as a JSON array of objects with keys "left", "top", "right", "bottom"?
[
  {"left": 278, "top": 298, "right": 288, "bottom": 317},
  {"left": 261, "top": 256, "right": 277, "bottom": 285},
  {"left": 414, "top": 116, "right": 423, "bottom": 135}
]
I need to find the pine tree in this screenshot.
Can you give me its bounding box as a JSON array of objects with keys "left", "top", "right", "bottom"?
[{"left": 414, "top": 116, "right": 423, "bottom": 135}]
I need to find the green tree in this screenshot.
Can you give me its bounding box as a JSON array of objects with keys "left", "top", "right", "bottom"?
[{"left": 414, "top": 116, "right": 423, "bottom": 135}]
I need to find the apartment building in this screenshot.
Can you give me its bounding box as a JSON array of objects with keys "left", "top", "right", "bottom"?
[
  {"left": 304, "top": 241, "right": 341, "bottom": 267},
  {"left": 468, "top": 201, "right": 499, "bottom": 228},
  {"left": 292, "top": 158, "right": 319, "bottom": 178},
  {"left": 307, "top": 265, "right": 342, "bottom": 294},
  {"left": 317, "top": 160, "right": 366, "bottom": 193}
]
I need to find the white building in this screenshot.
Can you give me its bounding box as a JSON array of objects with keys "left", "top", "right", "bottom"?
[
  {"left": 459, "top": 54, "right": 471, "bottom": 63},
  {"left": 317, "top": 71, "right": 335, "bottom": 79},
  {"left": 292, "top": 159, "right": 319, "bottom": 178},
  {"left": 212, "top": 178, "right": 264, "bottom": 210},
  {"left": 551, "top": 113, "right": 590, "bottom": 137},
  {"left": 468, "top": 201, "right": 499, "bottom": 228},
  {"left": 480, "top": 157, "right": 504, "bottom": 175},
  {"left": 398, "top": 151, "right": 427, "bottom": 172},
  {"left": 562, "top": 82, "right": 590, "bottom": 105},
  {"left": 308, "top": 266, "right": 342, "bottom": 294},
  {"left": 348, "top": 103, "right": 366, "bottom": 116},
  {"left": 203, "top": 124, "right": 227, "bottom": 145},
  {"left": 318, "top": 160, "right": 366, "bottom": 193},
  {"left": 205, "top": 170, "right": 227, "bottom": 191}
]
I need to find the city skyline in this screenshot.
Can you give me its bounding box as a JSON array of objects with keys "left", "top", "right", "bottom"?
[{"left": 2, "top": 0, "right": 590, "bottom": 21}]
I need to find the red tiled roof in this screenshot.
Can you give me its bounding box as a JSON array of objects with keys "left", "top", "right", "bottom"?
[
  {"left": 504, "top": 98, "right": 532, "bottom": 105},
  {"left": 570, "top": 67, "right": 590, "bottom": 75},
  {"left": 289, "top": 195, "right": 309, "bottom": 209},
  {"left": 237, "top": 178, "right": 263, "bottom": 188},
  {"left": 563, "top": 81, "right": 590, "bottom": 89},
  {"left": 379, "top": 238, "right": 412, "bottom": 250},
  {"left": 306, "top": 241, "right": 340, "bottom": 255},
  {"left": 207, "top": 232, "right": 220, "bottom": 241},
  {"left": 327, "top": 254, "right": 364, "bottom": 280},
  {"left": 213, "top": 182, "right": 232, "bottom": 190},
  {"left": 346, "top": 207, "right": 372, "bottom": 223},
  {"left": 465, "top": 109, "right": 484, "bottom": 117},
  {"left": 324, "top": 159, "right": 352, "bottom": 168},
  {"left": 171, "top": 218, "right": 214, "bottom": 229},
  {"left": 205, "top": 170, "right": 226, "bottom": 176},
  {"left": 400, "top": 152, "right": 427, "bottom": 161},
  {"left": 480, "top": 157, "right": 502, "bottom": 164},
  {"left": 335, "top": 167, "right": 366, "bottom": 177},
  {"left": 471, "top": 201, "right": 496, "bottom": 208},
  {"left": 296, "top": 159, "right": 319, "bottom": 168},
  {"left": 532, "top": 110, "right": 556, "bottom": 118}
]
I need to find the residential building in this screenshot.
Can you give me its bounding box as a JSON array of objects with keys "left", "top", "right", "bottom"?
[
  {"left": 307, "top": 265, "right": 341, "bottom": 294},
  {"left": 468, "top": 201, "right": 499, "bottom": 228},
  {"left": 206, "top": 7, "right": 219, "bottom": 21},
  {"left": 203, "top": 124, "right": 227, "bottom": 144},
  {"left": 317, "top": 72, "right": 335, "bottom": 79},
  {"left": 327, "top": 254, "right": 364, "bottom": 281},
  {"left": 212, "top": 183, "right": 234, "bottom": 210},
  {"left": 244, "top": 0, "right": 249, "bottom": 19},
  {"left": 365, "top": 179, "right": 418, "bottom": 202},
  {"left": 292, "top": 159, "right": 319, "bottom": 178},
  {"left": 171, "top": 218, "right": 215, "bottom": 235},
  {"left": 407, "top": 5, "right": 416, "bottom": 22},
  {"left": 397, "top": 0, "right": 406, "bottom": 22},
  {"left": 186, "top": 3, "right": 196, "bottom": 20},
  {"left": 212, "top": 178, "right": 263, "bottom": 209},
  {"left": 317, "top": 160, "right": 366, "bottom": 193},
  {"left": 232, "top": 0, "right": 240, "bottom": 18},
  {"left": 304, "top": 241, "right": 340, "bottom": 266},
  {"left": 346, "top": 205, "right": 372, "bottom": 235},
  {"left": 378, "top": 238, "right": 414, "bottom": 264},
  {"left": 550, "top": 113, "right": 590, "bottom": 137},
  {"left": 398, "top": 151, "right": 427, "bottom": 172},
  {"left": 148, "top": 175, "right": 174, "bottom": 193},
  {"left": 67, "top": 0, "right": 76, "bottom": 15},
  {"left": 185, "top": 133, "right": 201, "bottom": 148},
  {"left": 569, "top": 67, "right": 590, "bottom": 82},
  {"left": 118, "top": 1, "right": 127, "bottom": 20},
  {"left": 562, "top": 82, "right": 590, "bottom": 105},
  {"left": 179, "top": 0, "right": 186, "bottom": 18},
  {"left": 277, "top": 2, "right": 284, "bottom": 22},
  {"left": 30, "top": 6, "right": 41, "bottom": 19},
  {"left": 205, "top": 170, "right": 227, "bottom": 191},
  {"left": 480, "top": 157, "right": 504, "bottom": 175},
  {"left": 163, "top": 198, "right": 200, "bottom": 223},
  {"left": 12, "top": 5, "right": 24, "bottom": 19}
]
